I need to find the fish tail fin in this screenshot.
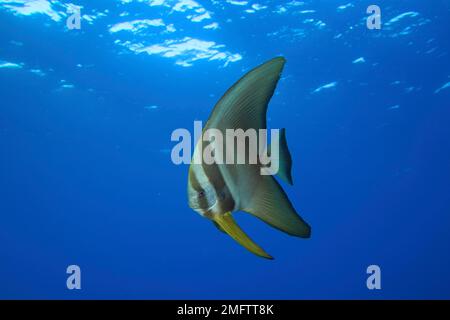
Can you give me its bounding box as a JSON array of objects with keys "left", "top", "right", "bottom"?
[{"left": 269, "top": 128, "right": 293, "bottom": 185}]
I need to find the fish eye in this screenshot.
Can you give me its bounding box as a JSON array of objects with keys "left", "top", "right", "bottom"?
[{"left": 198, "top": 191, "right": 205, "bottom": 197}]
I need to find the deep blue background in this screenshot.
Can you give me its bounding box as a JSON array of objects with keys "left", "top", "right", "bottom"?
[{"left": 1, "top": 0, "right": 449, "bottom": 299}]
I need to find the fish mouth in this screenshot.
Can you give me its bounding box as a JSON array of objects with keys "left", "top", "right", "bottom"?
[
  {"left": 192, "top": 200, "right": 218, "bottom": 219},
  {"left": 203, "top": 200, "right": 219, "bottom": 218},
  {"left": 206, "top": 199, "right": 218, "bottom": 212}
]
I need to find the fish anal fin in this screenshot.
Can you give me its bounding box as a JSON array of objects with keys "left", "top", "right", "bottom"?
[{"left": 242, "top": 175, "right": 311, "bottom": 238}]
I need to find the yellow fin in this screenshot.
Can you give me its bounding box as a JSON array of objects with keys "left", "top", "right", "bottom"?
[{"left": 214, "top": 212, "right": 273, "bottom": 260}]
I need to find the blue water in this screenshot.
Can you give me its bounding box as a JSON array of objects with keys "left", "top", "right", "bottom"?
[{"left": 1, "top": 0, "right": 449, "bottom": 299}]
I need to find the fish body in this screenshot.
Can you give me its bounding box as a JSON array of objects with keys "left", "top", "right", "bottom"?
[{"left": 187, "top": 57, "right": 311, "bottom": 259}]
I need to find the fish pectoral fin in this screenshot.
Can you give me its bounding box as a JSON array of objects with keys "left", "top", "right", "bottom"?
[
  {"left": 213, "top": 212, "right": 273, "bottom": 260},
  {"left": 243, "top": 175, "right": 311, "bottom": 238}
]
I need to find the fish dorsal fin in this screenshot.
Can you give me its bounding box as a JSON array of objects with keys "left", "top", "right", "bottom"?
[
  {"left": 268, "top": 128, "right": 293, "bottom": 185},
  {"left": 242, "top": 174, "right": 311, "bottom": 238},
  {"left": 205, "top": 57, "right": 285, "bottom": 131}
]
